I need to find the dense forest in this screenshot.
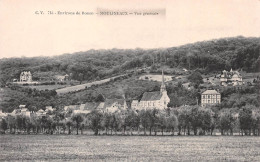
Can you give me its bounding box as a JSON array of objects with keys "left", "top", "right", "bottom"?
[{"left": 0, "top": 36, "right": 259, "bottom": 86}]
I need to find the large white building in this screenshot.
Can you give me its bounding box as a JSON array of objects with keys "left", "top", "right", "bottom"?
[
  {"left": 20, "top": 71, "right": 32, "bottom": 82},
  {"left": 220, "top": 69, "right": 243, "bottom": 86},
  {"left": 132, "top": 70, "right": 170, "bottom": 110},
  {"left": 201, "top": 90, "right": 221, "bottom": 107}
]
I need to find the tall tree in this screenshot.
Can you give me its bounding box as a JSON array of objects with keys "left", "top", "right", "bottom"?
[
  {"left": 89, "top": 110, "right": 103, "bottom": 135},
  {"left": 1, "top": 118, "right": 8, "bottom": 134},
  {"left": 72, "top": 114, "right": 84, "bottom": 135}
]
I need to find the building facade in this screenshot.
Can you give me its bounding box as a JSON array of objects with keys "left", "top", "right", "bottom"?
[
  {"left": 220, "top": 69, "right": 243, "bottom": 86},
  {"left": 133, "top": 70, "right": 170, "bottom": 110},
  {"left": 201, "top": 90, "right": 221, "bottom": 107},
  {"left": 104, "top": 99, "right": 128, "bottom": 113},
  {"left": 20, "top": 71, "right": 32, "bottom": 82}
]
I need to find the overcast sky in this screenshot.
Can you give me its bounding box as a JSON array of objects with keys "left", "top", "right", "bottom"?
[{"left": 0, "top": 0, "right": 260, "bottom": 58}]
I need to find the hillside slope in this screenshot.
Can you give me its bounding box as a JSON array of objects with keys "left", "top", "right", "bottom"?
[{"left": 0, "top": 36, "right": 259, "bottom": 87}]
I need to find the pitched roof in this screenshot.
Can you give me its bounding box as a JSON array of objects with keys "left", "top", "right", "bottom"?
[
  {"left": 202, "top": 90, "right": 220, "bottom": 95},
  {"left": 104, "top": 99, "right": 125, "bottom": 108},
  {"left": 21, "top": 108, "right": 29, "bottom": 112},
  {"left": 141, "top": 91, "right": 162, "bottom": 101},
  {"left": 96, "top": 102, "right": 105, "bottom": 109},
  {"left": 64, "top": 105, "right": 80, "bottom": 111},
  {"left": 131, "top": 100, "right": 139, "bottom": 104},
  {"left": 83, "top": 102, "right": 100, "bottom": 111},
  {"left": 37, "top": 109, "right": 45, "bottom": 113}
]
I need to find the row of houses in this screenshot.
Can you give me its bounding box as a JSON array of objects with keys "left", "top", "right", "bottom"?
[
  {"left": 0, "top": 105, "right": 55, "bottom": 119},
  {"left": 63, "top": 71, "right": 219, "bottom": 114}
]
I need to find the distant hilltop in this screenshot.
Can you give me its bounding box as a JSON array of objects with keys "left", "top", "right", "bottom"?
[{"left": 0, "top": 36, "right": 259, "bottom": 87}]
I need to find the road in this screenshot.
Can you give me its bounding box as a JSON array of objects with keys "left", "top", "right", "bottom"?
[{"left": 56, "top": 75, "right": 125, "bottom": 95}]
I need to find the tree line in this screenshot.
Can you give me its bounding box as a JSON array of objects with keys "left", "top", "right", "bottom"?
[{"left": 1, "top": 105, "right": 259, "bottom": 136}]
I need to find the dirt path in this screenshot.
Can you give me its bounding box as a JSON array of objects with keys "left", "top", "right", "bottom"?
[{"left": 56, "top": 75, "right": 124, "bottom": 95}]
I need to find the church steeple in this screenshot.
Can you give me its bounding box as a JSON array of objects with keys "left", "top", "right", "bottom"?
[{"left": 160, "top": 69, "right": 166, "bottom": 93}]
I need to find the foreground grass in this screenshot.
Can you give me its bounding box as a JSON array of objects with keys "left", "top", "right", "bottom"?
[{"left": 0, "top": 135, "right": 260, "bottom": 161}]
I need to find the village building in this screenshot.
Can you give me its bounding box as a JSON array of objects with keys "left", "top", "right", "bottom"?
[
  {"left": 36, "top": 109, "right": 47, "bottom": 117},
  {"left": 104, "top": 99, "right": 128, "bottom": 113},
  {"left": 73, "top": 102, "right": 101, "bottom": 114},
  {"left": 220, "top": 69, "right": 243, "bottom": 86},
  {"left": 63, "top": 102, "right": 107, "bottom": 114},
  {"left": 63, "top": 99, "right": 127, "bottom": 115},
  {"left": 55, "top": 74, "right": 69, "bottom": 82},
  {"left": 8, "top": 105, "right": 31, "bottom": 117},
  {"left": 133, "top": 70, "right": 170, "bottom": 110},
  {"left": 131, "top": 100, "right": 139, "bottom": 110},
  {"left": 20, "top": 71, "right": 32, "bottom": 82},
  {"left": 64, "top": 105, "right": 81, "bottom": 113},
  {"left": 96, "top": 102, "right": 105, "bottom": 112},
  {"left": 201, "top": 90, "right": 221, "bottom": 107},
  {"left": 45, "top": 106, "right": 55, "bottom": 113},
  {"left": 0, "top": 109, "right": 7, "bottom": 120}
]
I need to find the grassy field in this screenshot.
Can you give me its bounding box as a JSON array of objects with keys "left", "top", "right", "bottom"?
[{"left": 0, "top": 135, "right": 259, "bottom": 161}]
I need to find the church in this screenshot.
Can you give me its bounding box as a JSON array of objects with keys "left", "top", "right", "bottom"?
[{"left": 132, "top": 70, "right": 170, "bottom": 110}]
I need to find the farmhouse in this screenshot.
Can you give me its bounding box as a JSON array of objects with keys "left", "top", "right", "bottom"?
[
  {"left": 63, "top": 99, "right": 128, "bottom": 114},
  {"left": 73, "top": 102, "right": 101, "bottom": 114},
  {"left": 55, "top": 74, "right": 69, "bottom": 81},
  {"left": 201, "top": 90, "right": 221, "bottom": 107},
  {"left": 0, "top": 109, "right": 7, "bottom": 119},
  {"left": 20, "top": 71, "right": 32, "bottom": 82},
  {"left": 134, "top": 70, "right": 170, "bottom": 110},
  {"left": 131, "top": 100, "right": 139, "bottom": 110},
  {"left": 104, "top": 99, "right": 128, "bottom": 113},
  {"left": 36, "top": 109, "right": 47, "bottom": 117},
  {"left": 9, "top": 105, "right": 31, "bottom": 117},
  {"left": 64, "top": 105, "right": 80, "bottom": 113},
  {"left": 220, "top": 69, "right": 243, "bottom": 86}
]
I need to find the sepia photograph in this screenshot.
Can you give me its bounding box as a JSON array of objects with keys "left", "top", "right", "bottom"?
[{"left": 0, "top": 0, "right": 260, "bottom": 161}]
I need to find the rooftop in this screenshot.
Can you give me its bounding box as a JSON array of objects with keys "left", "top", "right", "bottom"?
[
  {"left": 202, "top": 90, "right": 220, "bottom": 95},
  {"left": 141, "top": 91, "right": 162, "bottom": 101}
]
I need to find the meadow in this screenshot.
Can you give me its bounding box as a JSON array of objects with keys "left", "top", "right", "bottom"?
[{"left": 0, "top": 135, "right": 259, "bottom": 161}]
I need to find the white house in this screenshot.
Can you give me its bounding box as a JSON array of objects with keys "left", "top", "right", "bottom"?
[
  {"left": 201, "top": 89, "right": 221, "bottom": 107},
  {"left": 104, "top": 99, "right": 128, "bottom": 113},
  {"left": 20, "top": 71, "right": 32, "bottom": 82},
  {"left": 220, "top": 69, "right": 243, "bottom": 86}
]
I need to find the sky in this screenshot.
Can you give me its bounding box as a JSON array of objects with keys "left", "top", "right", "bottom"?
[{"left": 0, "top": 0, "right": 260, "bottom": 58}]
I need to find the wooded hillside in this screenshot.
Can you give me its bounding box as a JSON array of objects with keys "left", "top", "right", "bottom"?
[{"left": 0, "top": 36, "right": 259, "bottom": 86}]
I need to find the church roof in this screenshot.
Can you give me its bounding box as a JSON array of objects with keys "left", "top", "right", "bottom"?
[{"left": 141, "top": 91, "right": 162, "bottom": 101}]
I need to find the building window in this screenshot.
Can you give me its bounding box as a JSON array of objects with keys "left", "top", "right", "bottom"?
[{"left": 208, "top": 95, "right": 210, "bottom": 98}]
